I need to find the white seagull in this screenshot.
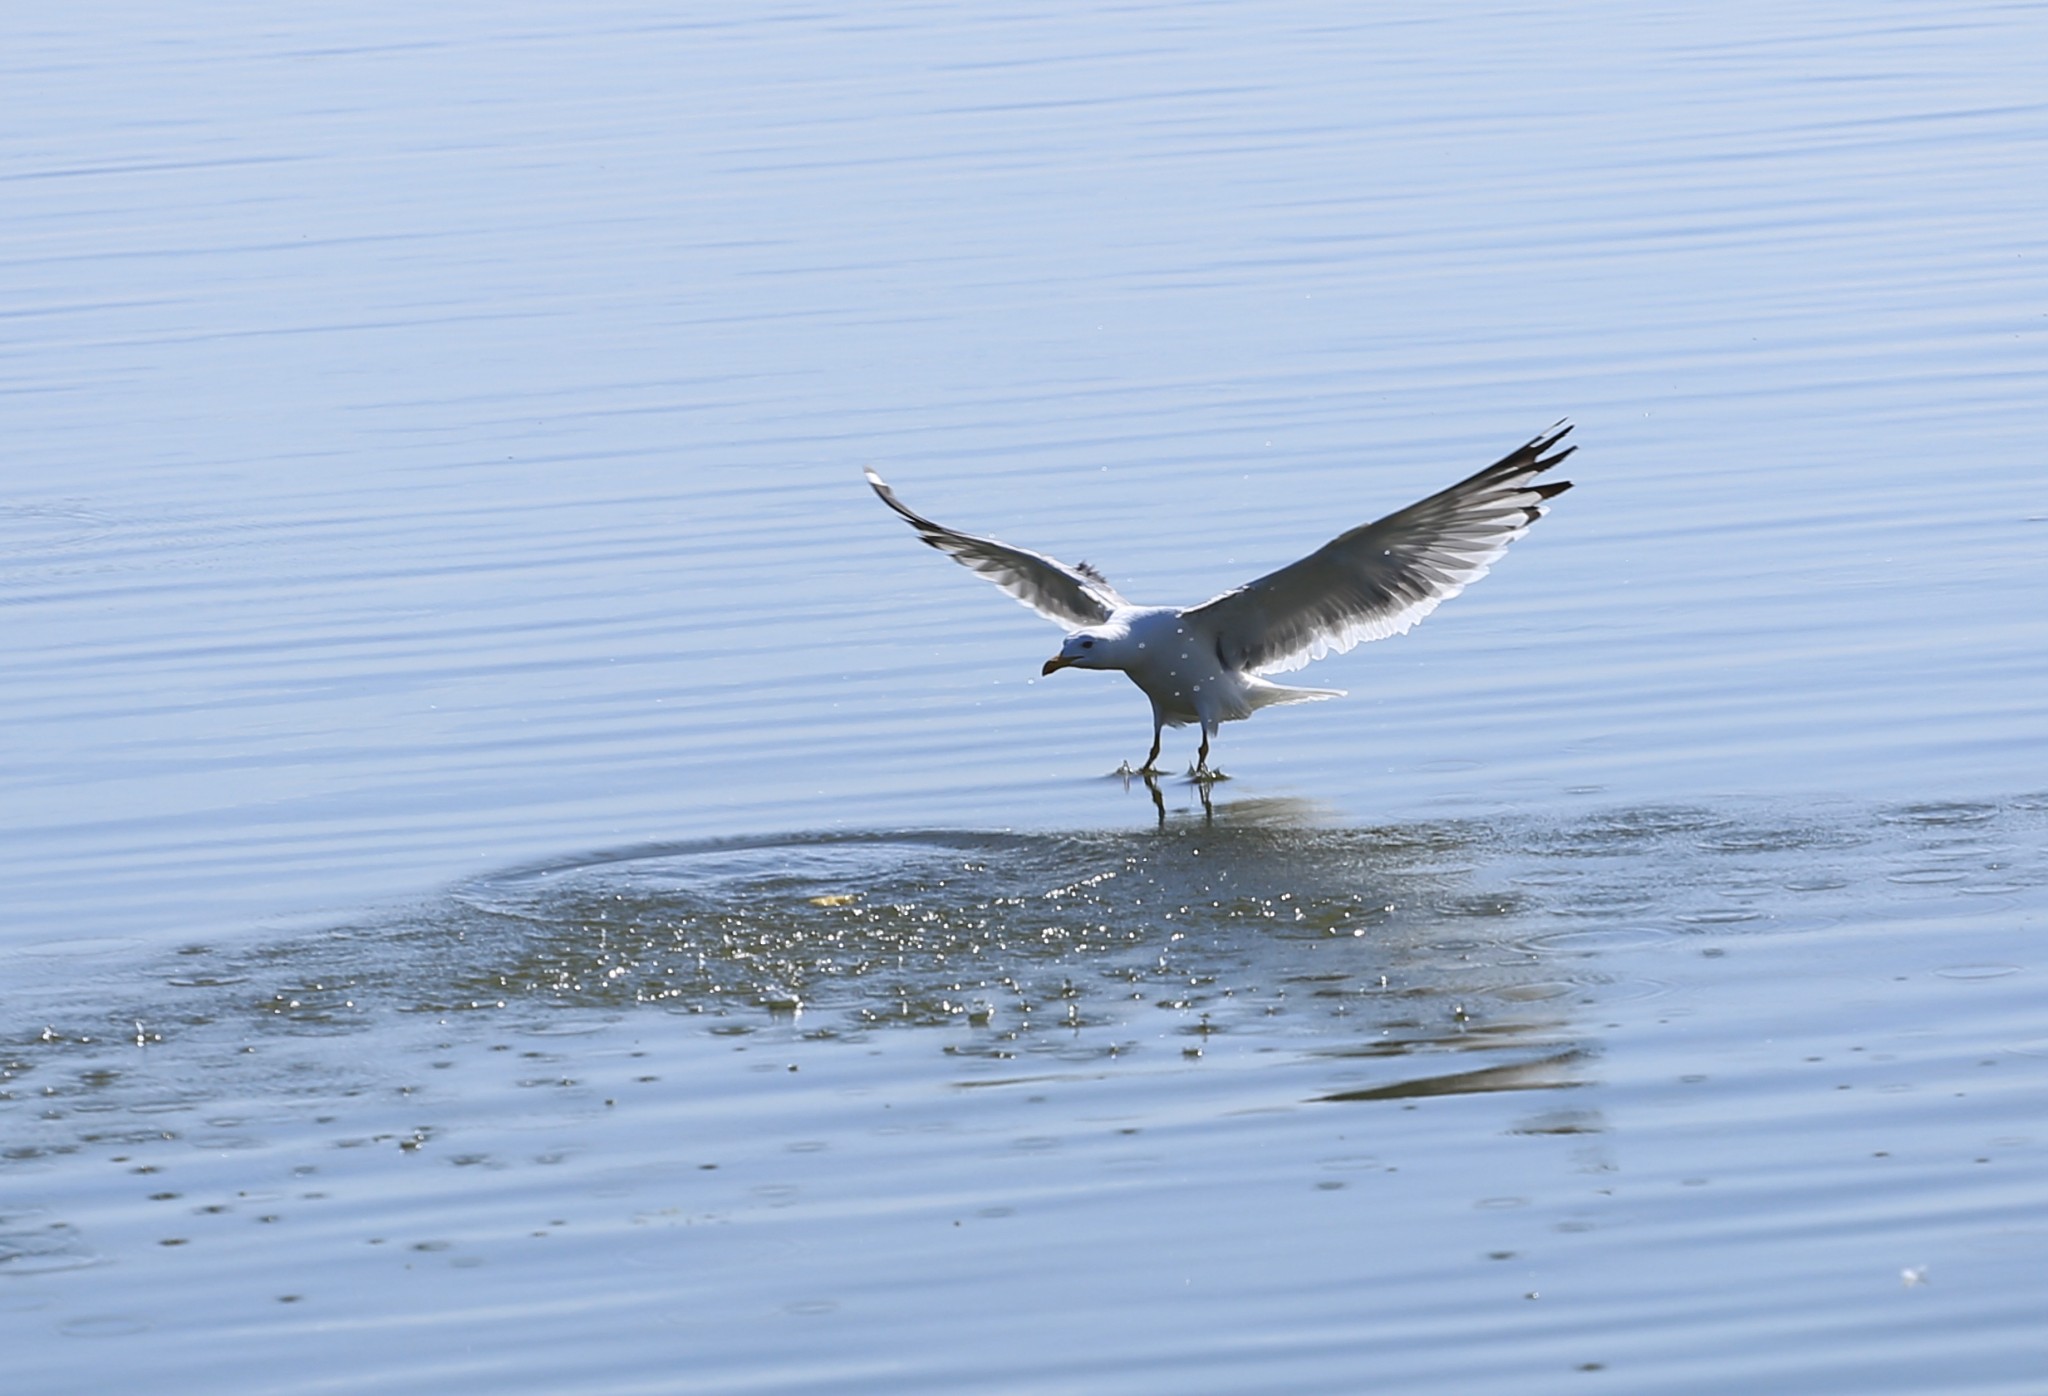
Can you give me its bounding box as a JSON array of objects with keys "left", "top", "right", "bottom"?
[{"left": 867, "top": 423, "right": 1574, "bottom": 777}]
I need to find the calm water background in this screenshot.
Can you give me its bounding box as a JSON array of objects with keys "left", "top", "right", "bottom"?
[{"left": 4, "top": 2, "right": 2046, "bottom": 1391}]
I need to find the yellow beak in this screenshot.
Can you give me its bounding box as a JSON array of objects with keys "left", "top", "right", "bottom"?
[{"left": 1042, "top": 654, "right": 1076, "bottom": 675}]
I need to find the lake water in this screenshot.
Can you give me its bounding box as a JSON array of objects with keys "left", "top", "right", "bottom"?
[{"left": 4, "top": 2, "right": 2045, "bottom": 1391}]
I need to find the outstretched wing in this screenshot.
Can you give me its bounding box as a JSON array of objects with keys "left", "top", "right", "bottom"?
[
  {"left": 865, "top": 467, "right": 1126, "bottom": 628},
  {"left": 1184, "top": 423, "right": 1575, "bottom": 674}
]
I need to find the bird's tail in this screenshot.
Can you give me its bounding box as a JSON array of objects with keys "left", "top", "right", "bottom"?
[{"left": 1246, "top": 678, "right": 1343, "bottom": 710}]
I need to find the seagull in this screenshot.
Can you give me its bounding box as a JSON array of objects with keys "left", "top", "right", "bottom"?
[{"left": 866, "top": 423, "right": 1574, "bottom": 777}]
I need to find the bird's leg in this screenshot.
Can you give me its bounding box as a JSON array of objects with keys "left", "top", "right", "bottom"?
[
  {"left": 1137, "top": 723, "right": 1163, "bottom": 776},
  {"left": 1189, "top": 729, "right": 1227, "bottom": 783}
]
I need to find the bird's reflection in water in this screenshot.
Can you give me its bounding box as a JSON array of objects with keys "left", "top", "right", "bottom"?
[
  {"left": 1119, "top": 765, "right": 1354, "bottom": 833},
  {"left": 1121, "top": 767, "right": 1212, "bottom": 824}
]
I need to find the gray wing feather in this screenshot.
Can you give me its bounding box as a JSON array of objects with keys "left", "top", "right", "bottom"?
[
  {"left": 865, "top": 468, "right": 1125, "bottom": 628},
  {"left": 1185, "top": 424, "right": 1575, "bottom": 674}
]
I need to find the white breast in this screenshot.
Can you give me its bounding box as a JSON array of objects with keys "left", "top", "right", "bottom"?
[{"left": 1116, "top": 608, "right": 1241, "bottom": 727}]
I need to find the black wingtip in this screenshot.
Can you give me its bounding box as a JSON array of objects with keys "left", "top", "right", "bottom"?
[
  {"left": 865, "top": 465, "right": 942, "bottom": 534},
  {"left": 1499, "top": 423, "right": 1576, "bottom": 508},
  {"left": 1460, "top": 421, "right": 1577, "bottom": 496},
  {"left": 1529, "top": 420, "right": 1574, "bottom": 461}
]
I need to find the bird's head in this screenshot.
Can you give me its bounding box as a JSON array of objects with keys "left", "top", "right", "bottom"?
[{"left": 1042, "top": 628, "right": 1120, "bottom": 675}]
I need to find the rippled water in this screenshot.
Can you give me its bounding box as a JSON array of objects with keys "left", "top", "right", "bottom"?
[
  {"left": 5, "top": 1, "right": 2047, "bottom": 1391},
  {"left": 9, "top": 798, "right": 2048, "bottom": 1392}
]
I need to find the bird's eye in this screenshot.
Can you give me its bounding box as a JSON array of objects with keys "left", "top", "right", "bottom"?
[{"left": 1081, "top": 639, "right": 1094, "bottom": 648}]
